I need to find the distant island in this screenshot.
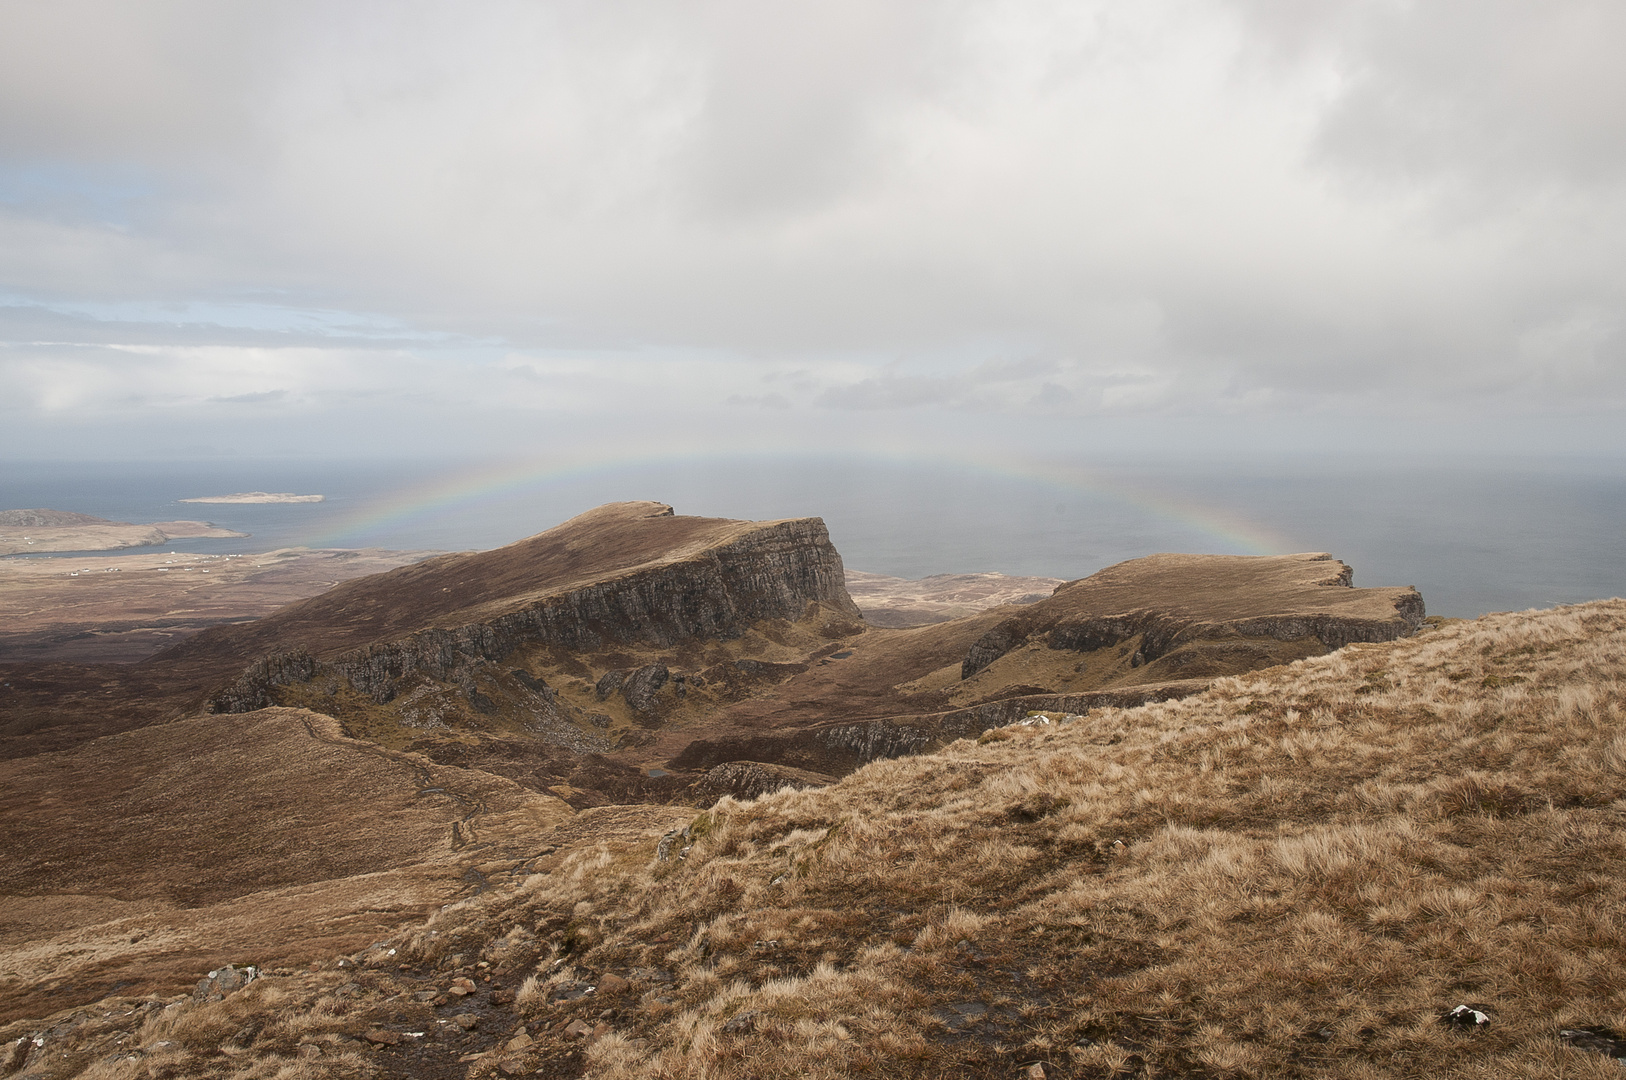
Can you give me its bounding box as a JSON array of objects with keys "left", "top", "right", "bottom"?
[
  {"left": 0, "top": 509, "right": 248, "bottom": 555},
  {"left": 180, "top": 492, "right": 324, "bottom": 504}
]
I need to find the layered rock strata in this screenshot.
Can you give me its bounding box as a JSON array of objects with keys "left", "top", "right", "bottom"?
[
  {"left": 961, "top": 552, "right": 1424, "bottom": 678},
  {"left": 204, "top": 502, "right": 858, "bottom": 713}
]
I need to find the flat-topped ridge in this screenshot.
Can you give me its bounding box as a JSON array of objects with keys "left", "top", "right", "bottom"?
[
  {"left": 196, "top": 502, "right": 859, "bottom": 712},
  {"left": 172, "top": 501, "right": 848, "bottom": 665},
  {"left": 963, "top": 551, "right": 1424, "bottom": 677}
]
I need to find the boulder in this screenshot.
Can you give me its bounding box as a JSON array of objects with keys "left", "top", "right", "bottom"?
[
  {"left": 691, "top": 761, "right": 835, "bottom": 804},
  {"left": 193, "top": 965, "right": 257, "bottom": 1002},
  {"left": 622, "top": 664, "right": 669, "bottom": 718}
]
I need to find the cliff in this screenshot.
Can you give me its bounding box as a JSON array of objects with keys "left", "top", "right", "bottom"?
[
  {"left": 198, "top": 502, "right": 859, "bottom": 713},
  {"left": 960, "top": 551, "right": 1424, "bottom": 678}
]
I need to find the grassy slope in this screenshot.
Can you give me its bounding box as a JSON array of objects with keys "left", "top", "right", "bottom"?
[
  {"left": 11, "top": 600, "right": 1626, "bottom": 1079},
  {"left": 481, "top": 599, "right": 1626, "bottom": 1078}
]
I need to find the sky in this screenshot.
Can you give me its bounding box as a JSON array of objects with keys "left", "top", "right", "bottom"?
[{"left": 3, "top": 0, "right": 1625, "bottom": 464}]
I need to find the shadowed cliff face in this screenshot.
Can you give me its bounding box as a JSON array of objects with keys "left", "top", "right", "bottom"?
[
  {"left": 200, "top": 502, "right": 860, "bottom": 714},
  {"left": 197, "top": 530, "right": 1429, "bottom": 794},
  {"left": 667, "top": 553, "right": 1426, "bottom": 778},
  {"left": 960, "top": 552, "right": 1424, "bottom": 678}
]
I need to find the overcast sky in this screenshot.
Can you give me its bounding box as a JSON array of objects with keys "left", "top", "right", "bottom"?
[{"left": 3, "top": 0, "right": 1624, "bottom": 463}]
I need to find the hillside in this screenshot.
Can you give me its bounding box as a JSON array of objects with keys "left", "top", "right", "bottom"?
[
  {"left": 0, "top": 708, "right": 573, "bottom": 1024},
  {"left": 168, "top": 500, "right": 857, "bottom": 671},
  {"left": 178, "top": 507, "right": 1421, "bottom": 807},
  {"left": 5, "top": 600, "right": 1623, "bottom": 1078}
]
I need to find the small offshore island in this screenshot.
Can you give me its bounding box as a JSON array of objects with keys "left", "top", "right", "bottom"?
[{"left": 179, "top": 492, "right": 324, "bottom": 504}]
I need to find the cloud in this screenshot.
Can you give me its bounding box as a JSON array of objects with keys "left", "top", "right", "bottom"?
[
  {"left": 1, "top": 0, "right": 1623, "bottom": 460},
  {"left": 209, "top": 389, "right": 288, "bottom": 404},
  {"left": 724, "top": 393, "right": 793, "bottom": 409}
]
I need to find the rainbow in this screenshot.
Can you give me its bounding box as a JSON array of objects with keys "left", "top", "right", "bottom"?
[{"left": 313, "top": 448, "right": 1292, "bottom": 559}]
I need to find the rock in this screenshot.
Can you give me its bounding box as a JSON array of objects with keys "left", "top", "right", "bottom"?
[
  {"left": 1559, "top": 1027, "right": 1626, "bottom": 1059},
  {"left": 498, "top": 1060, "right": 527, "bottom": 1075},
  {"left": 656, "top": 829, "right": 683, "bottom": 862},
  {"left": 1025, "top": 1065, "right": 1047, "bottom": 1080},
  {"left": 363, "top": 1029, "right": 402, "bottom": 1046},
  {"left": 4, "top": 1037, "right": 34, "bottom": 1074},
  {"left": 959, "top": 552, "right": 1425, "bottom": 679},
  {"left": 192, "top": 964, "right": 257, "bottom": 1002},
  {"left": 207, "top": 505, "right": 859, "bottom": 713},
  {"left": 692, "top": 761, "right": 835, "bottom": 804},
  {"left": 597, "top": 972, "right": 630, "bottom": 995},
  {"left": 448, "top": 977, "right": 477, "bottom": 996},
  {"left": 564, "top": 1019, "right": 594, "bottom": 1038},
  {"left": 505, "top": 1031, "right": 533, "bottom": 1051},
  {"left": 1441, "top": 1004, "right": 1492, "bottom": 1030},
  {"left": 452, "top": 1014, "right": 478, "bottom": 1031},
  {"left": 595, "top": 670, "right": 626, "bottom": 700},
  {"left": 721, "top": 1011, "right": 761, "bottom": 1035},
  {"left": 491, "top": 988, "right": 515, "bottom": 1005},
  {"left": 622, "top": 663, "right": 670, "bottom": 718},
  {"left": 552, "top": 980, "right": 593, "bottom": 1001}
]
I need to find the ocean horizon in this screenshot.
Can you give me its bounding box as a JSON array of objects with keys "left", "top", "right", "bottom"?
[{"left": 3, "top": 454, "right": 1623, "bottom": 621}]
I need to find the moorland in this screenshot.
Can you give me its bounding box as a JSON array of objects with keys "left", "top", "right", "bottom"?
[{"left": 4, "top": 500, "right": 1619, "bottom": 1079}]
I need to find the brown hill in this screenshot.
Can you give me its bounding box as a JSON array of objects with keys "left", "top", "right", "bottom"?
[
  {"left": 142, "top": 514, "right": 1416, "bottom": 808},
  {"left": 0, "top": 707, "right": 570, "bottom": 1023},
  {"left": 6, "top": 601, "right": 1622, "bottom": 1079},
  {"left": 171, "top": 501, "right": 856, "bottom": 674},
  {"left": 659, "top": 551, "right": 1424, "bottom": 777}
]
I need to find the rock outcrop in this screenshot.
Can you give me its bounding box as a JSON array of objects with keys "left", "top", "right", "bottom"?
[
  {"left": 690, "top": 761, "right": 836, "bottom": 804},
  {"left": 201, "top": 502, "right": 859, "bottom": 713},
  {"left": 960, "top": 552, "right": 1424, "bottom": 678}
]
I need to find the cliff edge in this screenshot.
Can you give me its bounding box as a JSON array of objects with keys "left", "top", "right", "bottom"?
[{"left": 193, "top": 501, "right": 859, "bottom": 712}]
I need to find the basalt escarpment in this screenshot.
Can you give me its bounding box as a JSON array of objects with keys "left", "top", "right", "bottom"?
[
  {"left": 199, "top": 502, "right": 860, "bottom": 717},
  {"left": 960, "top": 552, "right": 1424, "bottom": 679},
  {"left": 670, "top": 552, "right": 1426, "bottom": 778}
]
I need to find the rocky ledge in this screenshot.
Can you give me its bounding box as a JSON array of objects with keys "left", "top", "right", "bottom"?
[
  {"left": 204, "top": 502, "right": 859, "bottom": 713},
  {"left": 960, "top": 552, "right": 1424, "bottom": 678}
]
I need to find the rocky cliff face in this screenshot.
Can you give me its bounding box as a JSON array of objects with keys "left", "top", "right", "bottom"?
[
  {"left": 961, "top": 552, "right": 1425, "bottom": 678},
  {"left": 210, "top": 505, "right": 859, "bottom": 713}
]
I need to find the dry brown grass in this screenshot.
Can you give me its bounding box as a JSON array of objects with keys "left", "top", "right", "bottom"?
[
  {"left": 17, "top": 599, "right": 1626, "bottom": 1078},
  {"left": 451, "top": 599, "right": 1626, "bottom": 1077}
]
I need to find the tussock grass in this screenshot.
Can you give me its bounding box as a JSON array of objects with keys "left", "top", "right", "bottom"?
[
  {"left": 23, "top": 600, "right": 1626, "bottom": 1077},
  {"left": 452, "top": 600, "right": 1626, "bottom": 1077}
]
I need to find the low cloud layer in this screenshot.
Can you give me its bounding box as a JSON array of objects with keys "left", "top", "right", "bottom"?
[{"left": 2, "top": 0, "right": 1622, "bottom": 460}]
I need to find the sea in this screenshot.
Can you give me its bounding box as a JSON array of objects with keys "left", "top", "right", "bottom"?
[{"left": 3, "top": 454, "right": 1624, "bottom": 620}]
